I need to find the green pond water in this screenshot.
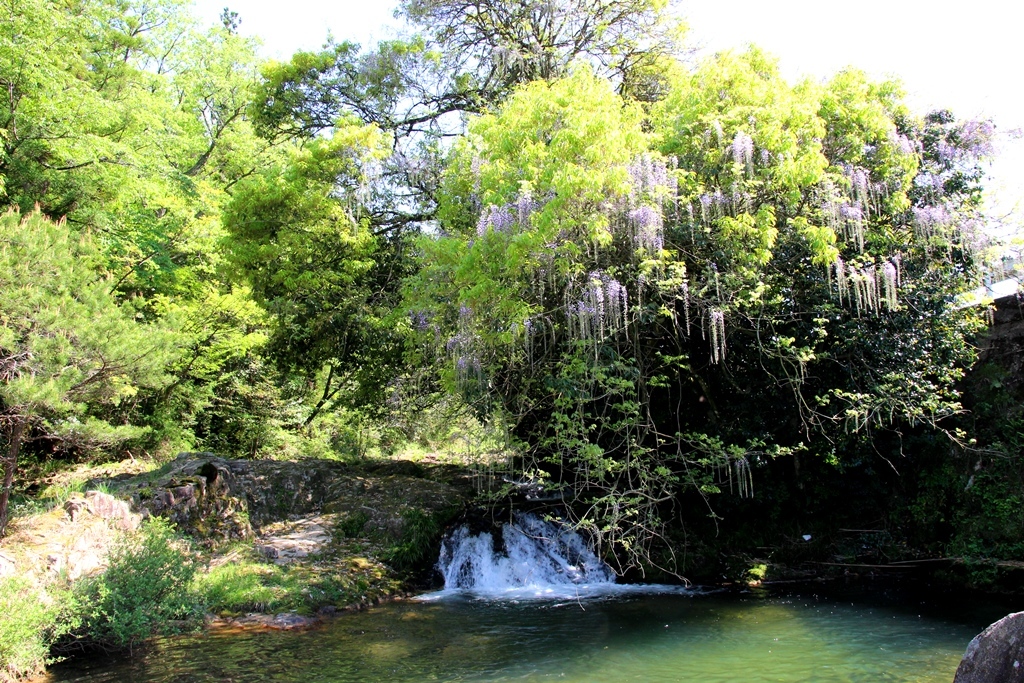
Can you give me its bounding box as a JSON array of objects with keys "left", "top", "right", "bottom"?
[{"left": 43, "top": 584, "right": 1011, "bottom": 683}]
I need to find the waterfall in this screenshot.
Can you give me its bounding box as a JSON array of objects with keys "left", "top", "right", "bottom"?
[{"left": 428, "top": 512, "right": 618, "bottom": 599}]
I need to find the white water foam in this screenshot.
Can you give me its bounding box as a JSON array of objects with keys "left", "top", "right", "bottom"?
[{"left": 418, "top": 512, "right": 695, "bottom": 601}]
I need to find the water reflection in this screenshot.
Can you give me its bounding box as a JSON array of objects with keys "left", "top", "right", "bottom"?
[{"left": 44, "top": 587, "right": 1004, "bottom": 683}]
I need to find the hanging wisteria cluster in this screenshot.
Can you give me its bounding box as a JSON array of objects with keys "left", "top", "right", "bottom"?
[
  {"left": 476, "top": 204, "right": 515, "bottom": 236},
  {"left": 628, "top": 154, "right": 677, "bottom": 199},
  {"left": 408, "top": 310, "right": 430, "bottom": 332},
  {"left": 889, "top": 130, "right": 917, "bottom": 156},
  {"left": 446, "top": 304, "right": 484, "bottom": 387},
  {"left": 567, "top": 271, "right": 629, "bottom": 344},
  {"left": 936, "top": 120, "right": 996, "bottom": 164},
  {"left": 686, "top": 128, "right": 760, "bottom": 230},
  {"left": 692, "top": 186, "right": 753, "bottom": 226},
  {"left": 819, "top": 166, "right": 891, "bottom": 253},
  {"left": 709, "top": 309, "right": 726, "bottom": 364},
  {"left": 833, "top": 257, "right": 900, "bottom": 314},
  {"left": 619, "top": 155, "right": 676, "bottom": 256},
  {"left": 680, "top": 281, "right": 691, "bottom": 335},
  {"left": 476, "top": 185, "right": 538, "bottom": 237},
  {"left": 911, "top": 204, "right": 952, "bottom": 240},
  {"left": 628, "top": 205, "right": 664, "bottom": 254},
  {"left": 731, "top": 131, "right": 754, "bottom": 173}
]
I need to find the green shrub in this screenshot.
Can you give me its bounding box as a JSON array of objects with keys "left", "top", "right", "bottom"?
[
  {"left": 381, "top": 508, "right": 454, "bottom": 573},
  {"left": 71, "top": 518, "right": 202, "bottom": 652},
  {"left": 0, "top": 577, "right": 64, "bottom": 681}
]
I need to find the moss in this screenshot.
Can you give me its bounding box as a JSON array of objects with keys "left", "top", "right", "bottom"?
[
  {"left": 195, "top": 544, "right": 402, "bottom": 615},
  {"left": 336, "top": 511, "right": 369, "bottom": 538}
]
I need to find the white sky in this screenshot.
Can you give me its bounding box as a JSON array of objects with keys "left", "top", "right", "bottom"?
[{"left": 190, "top": 0, "right": 1024, "bottom": 237}]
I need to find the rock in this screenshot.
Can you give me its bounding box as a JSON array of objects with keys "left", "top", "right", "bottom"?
[
  {"left": 954, "top": 611, "right": 1024, "bottom": 683},
  {"left": 45, "top": 554, "right": 63, "bottom": 574},
  {"left": 268, "top": 613, "right": 316, "bottom": 630},
  {"left": 85, "top": 491, "right": 139, "bottom": 531},
  {"left": 64, "top": 491, "right": 139, "bottom": 531},
  {"left": 138, "top": 457, "right": 253, "bottom": 544},
  {"left": 257, "top": 517, "right": 331, "bottom": 565},
  {"left": 256, "top": 544, "right": 279, "bottom": 559},
  {"left": 137, "top": 455, "right": 464, "bottom": 560},
  {"left": 230, "top": 612, "right": 317, "bottom": 630},
  {"left": 63, "top": 498, "right": 89, "bottom": 522},
  {"left": 65, "top": 549, "right": 103, "bottom": 579}
]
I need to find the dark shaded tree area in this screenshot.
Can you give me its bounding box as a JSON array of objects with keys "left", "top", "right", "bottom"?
[{"left": 1, "top": 0, "right": 1019, "bottom": 584}]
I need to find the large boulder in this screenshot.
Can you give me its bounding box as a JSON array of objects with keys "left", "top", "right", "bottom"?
[
  {"left": 954, "top": 611, "right": 1024, "bottom": 683},
  {"left": 63, "top": 490, "right": 139, "bottom": 532},
  {"left": 129, "top": 454, "right": 467, "bottom": 565},
  {"left": 133, "top": 454, "right": 254, "bottom": 543}
]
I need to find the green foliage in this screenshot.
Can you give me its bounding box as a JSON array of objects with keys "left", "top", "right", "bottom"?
[
  {"left": 380, "top": 508, "right": 456, "bottom": 573},
  {"left": 0, "top": 211, "right": 175, "bottom": 420},
  {"left": 408, "top": 49, "right": 988, "bottom": 573},
  {"left": 223, "top": 122, "right": 409, "bottom": 425},
  {"left": 0, "top": 210, "right": 179, "bottom": 530},
  {"left": 0, "top": 577, "right": 67, "bottom": 681},
  {"left": 197, "top": 556, "right": 280, "bottom": 614},
  {"left": 71, "top": 518, "right": 201, "bottom": 651},
  {"left": 336, "top": 511, "right": 370, "bottom": 537},
  {"left": 0, "top": 0, "right": 268, "bottom": 290},
  {"left": 0, "top": 0, "right": 1012, "bottom": 592},
  {"left": 0, "top": 0, "right": 300, "bottom": 464}
]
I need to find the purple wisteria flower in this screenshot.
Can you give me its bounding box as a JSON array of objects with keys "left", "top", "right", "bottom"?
[
  {"left": 516, "top": 188, "right": 535, "bottom": 227},
  {"left": 847, "top": 167, "right": 870, "bottom": 199},
  {"left": 958, "top": 120, "right": 996, "bottom": 158},
  {"left": 409, "top": 310, "right": 430, "bottom": 331},
  {"left": 913, "top": 205, "right": 950, "bottom": 231},
  {"left": 476, "top": 205, "right": 516, "bottom": 236},
  {"left": 731, "top": 131, "right": 754, "bottom": 167},
  {"left": 839, "top": 204, "right": 863, "bottom": 221},
  {"left": 890, "top": 131, "right": 916, "bottom": 156},
  {"left": 937, "top": 140, "right": 957, "bottom": 164},
  {"left": 629, "top": 155, "right": 670, "bottom": 196},
  {"left": 629, "top": 205, "right": 664, "bottom": 253}
]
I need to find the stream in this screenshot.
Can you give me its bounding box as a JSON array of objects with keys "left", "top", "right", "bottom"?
[{"left": 42, "top": 514, "right": 1015, "bottom": 682}]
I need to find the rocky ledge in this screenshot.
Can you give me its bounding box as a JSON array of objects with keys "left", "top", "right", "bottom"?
[
  {"left": 2, "top": 454, "right": 477, "bottom": 627},
  {"left": 127, "top": 453, "right": 472, "bottom": 555}
]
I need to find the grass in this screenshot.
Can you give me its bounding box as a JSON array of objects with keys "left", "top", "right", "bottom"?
[{"left": 195, "top": 544, "right": 402, "bottom": 617}]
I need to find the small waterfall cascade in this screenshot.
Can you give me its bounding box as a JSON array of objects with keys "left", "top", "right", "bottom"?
[{"left": 432, "top": 512, "right": 617, "bottom": 598}]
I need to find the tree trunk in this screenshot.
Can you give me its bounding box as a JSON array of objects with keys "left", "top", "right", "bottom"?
[{"left": 0, "top": 418, "right": 25, "bottom": 537}]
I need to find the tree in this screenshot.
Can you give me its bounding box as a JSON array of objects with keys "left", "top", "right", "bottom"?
[
  {"left": 250, "top": 0, "right": 685, "bottom": 238},
  {"left": 0, "top": 0, "right": 273, "bottom": 297},
  {"left": 0, "top": 210, "right": 176, "bottom": 534},
  {"left": 399, "top": 0, "right": 686, "bottom": 101},
  {"left": 0, "top": 0, "right": 315, "bottom": 457},
  {"left": 406, "top": 52, "right": 988, "bottom": 573},
  {"left": 222, "top": 121, "right": 406, "bottom": 426}
]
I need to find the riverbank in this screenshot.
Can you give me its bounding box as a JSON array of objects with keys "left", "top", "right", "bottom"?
[
  {"left": 0, "top": 453, "right": 484, "bottom": 681},
  {"left": 3, "top": 450, "right": 1022, "bottom": 681}
]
